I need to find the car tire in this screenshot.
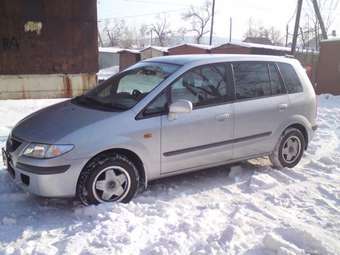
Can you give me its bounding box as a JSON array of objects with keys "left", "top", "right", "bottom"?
[
  {"left": 270, "top": 128, "right": 305, "bottom": 169},
  {"left": 76, "top": 153, "right": 139, "bottom": 205}
]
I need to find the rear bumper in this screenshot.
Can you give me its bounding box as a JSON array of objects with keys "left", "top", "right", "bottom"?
[{"left": 306, "top": 124, "right": 318, "bottom": 149}]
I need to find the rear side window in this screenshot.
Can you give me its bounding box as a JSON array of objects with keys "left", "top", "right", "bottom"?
[
  {"left": 277, "top": 63, "right": 303, "bottom": 93},
  {"left": 269, "top": 64, "right": 286, "bottom": 95},
  {"left": 233, "top": 63, "right": 271, "bottom": 100}
]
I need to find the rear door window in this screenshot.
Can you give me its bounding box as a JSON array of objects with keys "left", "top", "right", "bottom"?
[
  {"left": 233, "top": 62, "right": 271, "bottom": 100},
  {"left": 277, "top": 63, "right": 303, "bottom": 94}
]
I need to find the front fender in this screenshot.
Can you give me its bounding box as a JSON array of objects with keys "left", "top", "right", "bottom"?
[{"left": 75, "top": 135, "right": 153, "bottom": 187}]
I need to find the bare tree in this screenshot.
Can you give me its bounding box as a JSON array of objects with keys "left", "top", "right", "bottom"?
[
  {"left": 150, "top": 14, "right": 172, "bottom": 46},
  {"left": 177, "top": 27, "right": 188, "bottom": 43},
  {"left": 300, "top": 0, "right": 340, "bottom": 49},
  {"left": 305, "top": 0, "right": 339, "bottom": 32},
  {"left": 138, "top": 24, "right": 150, "bottom": 47},
  {"left": 244, "top": 19, "right": 284, "bottom": 45},
  {"left": 101, "top": 19, "right": 135, "bottom": 48},
  {"left": 120, "top": 27, "right": 134, "bottom": 48},
  {"left": 182, "top": 1, "right": 212, "bottom": 44},
  {"left": 103, "top": 19, "right": 126, "bottom": 47},
  {"left": 268, "top": 27, "right": 284, "bottom": 45}
]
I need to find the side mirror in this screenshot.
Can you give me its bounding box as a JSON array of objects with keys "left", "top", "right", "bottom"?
[{"left": 168, "top": 100, "right": 193, "bottom": 120}]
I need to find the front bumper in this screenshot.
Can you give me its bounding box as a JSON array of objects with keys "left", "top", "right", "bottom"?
[{"left": 2, "top": 148, "right": 87, "bottom": 198}]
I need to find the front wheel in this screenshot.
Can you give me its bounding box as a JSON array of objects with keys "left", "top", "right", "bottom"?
[
  {"left": 270, "top": 128, "right": 305, "bottom": 169},
  {"left": 77, "top": 153, "right": 139, "bottom": 205}
]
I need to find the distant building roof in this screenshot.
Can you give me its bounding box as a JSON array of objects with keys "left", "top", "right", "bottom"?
[
  {"left": 118, "top": 49, "right": 141, "bottom": 54},
  {"left": 99, "top": 47, "right": 123, "bottom": 53},
  {"left": 214, "top": 41, "right": 291, "bottom": 52},
  {"left": 321, "top": 37, "right": 340, "bottom": 43},
  {"left": 169, "top": 43, "right": 214, "bottom": 50},
  {"left": 244, "top": 37, "right": 273, "bottom": 45},
  {"left": 145, "top": 54, "right": 294, "bottom": 66},
  {"left": 140, "top": 46, "right": 169, "bottom": 53}
]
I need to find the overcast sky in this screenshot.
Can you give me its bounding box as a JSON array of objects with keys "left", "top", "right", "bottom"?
[{"left": 97, "top": 0, "right": 340, "bottom": 42}]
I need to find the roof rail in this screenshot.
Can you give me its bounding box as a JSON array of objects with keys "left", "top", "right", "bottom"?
[{"left": 284, "top": 54, "right": 296, "bottom": 59}]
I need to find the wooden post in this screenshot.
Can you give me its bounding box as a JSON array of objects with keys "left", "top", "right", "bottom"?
[
  {"left": 312, "top": 0, "right": 328, "bottom": 40},
  {"left": 291, "top": 0, "right": 303, "bottom": 55},
  {"left": 229, "top": 17, "right": 233, "bottom": 42},
  {"left": 285, "top": 25, "right": 289, "bottom": 47}
]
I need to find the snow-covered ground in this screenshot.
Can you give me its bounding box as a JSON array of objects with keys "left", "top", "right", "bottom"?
[{"left": 0, "top": 96, "right": 339, "bottom": 255}]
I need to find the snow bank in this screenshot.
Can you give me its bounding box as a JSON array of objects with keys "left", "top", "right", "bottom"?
[{"left": 0, "top": 96, "right": 340, "bottom": 254}]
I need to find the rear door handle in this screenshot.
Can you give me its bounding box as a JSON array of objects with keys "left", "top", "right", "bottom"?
[
  {"left": 216, "top": 113, "right": 232, "bottom": 121},
  {"left": 278, "top": 104, "right": 288, "bottom": 111}
]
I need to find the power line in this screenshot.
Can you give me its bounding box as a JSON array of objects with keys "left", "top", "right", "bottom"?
[
  {"left": 121, "top": 0, "right": 192, "bottom": 7},
  {"left": 98, "top": 8, "right": 187, "bottom": 22},
  {"left": 287, "top": 6, "right": 297, "bottom": 24}
]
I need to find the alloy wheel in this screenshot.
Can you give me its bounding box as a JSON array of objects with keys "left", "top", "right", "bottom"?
[
  {"left": 281, "top": 135, "right": 302, "bottom": 164},
  {"left": 92, "top": 166, "right": 131, "bottom": 202}
]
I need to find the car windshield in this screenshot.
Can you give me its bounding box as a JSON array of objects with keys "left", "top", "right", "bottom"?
[{"left": 72, "top": 62, "right": 180, "bottom": 111}]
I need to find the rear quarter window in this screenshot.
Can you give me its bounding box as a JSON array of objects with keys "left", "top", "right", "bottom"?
[{"left": 278, "top": 63, "right": 303, "bottom": 94}]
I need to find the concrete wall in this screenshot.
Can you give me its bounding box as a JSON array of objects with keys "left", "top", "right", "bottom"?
[
  {"left": 0, "top": 73, "right": 96, "bottom": 99},
  {"left": 0, "top": 0, "right": 98, "bottom": 99}
]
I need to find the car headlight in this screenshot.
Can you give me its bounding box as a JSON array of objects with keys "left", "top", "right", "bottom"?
[{"left": 23, "top": 144, "right": 74, "bottom": 159}]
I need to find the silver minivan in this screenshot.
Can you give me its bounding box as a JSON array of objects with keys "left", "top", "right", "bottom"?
[{"left": 2, "top": 55, "right": 317, "bottom": 205}]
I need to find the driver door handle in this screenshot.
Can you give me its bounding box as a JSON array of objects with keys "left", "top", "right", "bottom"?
[{"left": 216, "top": 113, "right": 232, "bottom": 121}]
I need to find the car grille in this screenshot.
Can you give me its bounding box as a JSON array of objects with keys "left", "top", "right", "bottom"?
[{"left": 6, "top": 136, "right": 22, "bottom": 152}]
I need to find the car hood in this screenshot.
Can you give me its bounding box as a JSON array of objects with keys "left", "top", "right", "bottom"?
[{"left": 12, "top": 100, "right": 120, "bottom": 144}]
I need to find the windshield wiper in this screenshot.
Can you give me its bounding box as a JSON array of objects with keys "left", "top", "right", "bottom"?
[
  {"left": 74, "top": 95, "right": 130, "bottom": 111},
  {"left": 110, "top": 103, "right": 129, "bottom": 111},
  {"left": 73, "top": 95, "right": 109, "bottom": 109}
]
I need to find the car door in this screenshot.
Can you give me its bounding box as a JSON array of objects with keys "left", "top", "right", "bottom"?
[
  {"left": 160, "top": 63, "right": 235, "bottom": 174},
  {"left": 232, "top": 62, "right": 290, "bottom": 159}
]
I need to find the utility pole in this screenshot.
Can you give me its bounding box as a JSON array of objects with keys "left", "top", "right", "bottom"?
[
  {"left": 285, "top": 24, "right": 289, "bottom": 47},
  {"left": 229, "top": 17, "right": 233, "bottom": 42},
  {"left": 209, "top": 0, "right": 216, "bottom": 45},
  {"left": 312, "top": 0, "right": 328, "bottom": 40},
  {"left": 291, "top": 0, "right": 303, "bottom": 55},
  {"left": 98, "top": 30, "right": 104, "bottom": 47},
  {"left": 150, "top": 29, "right": 153, "bottom": 46}
]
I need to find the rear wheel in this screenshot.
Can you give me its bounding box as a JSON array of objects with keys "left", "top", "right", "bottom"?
[
  {"left": 270, "top": 128, "right": 305, "bottom": 169},
  {"left": 76, "top": 153, "right": 139, "bottom": 205}
]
